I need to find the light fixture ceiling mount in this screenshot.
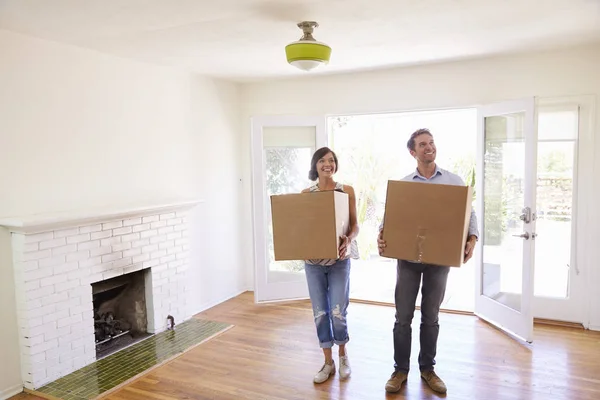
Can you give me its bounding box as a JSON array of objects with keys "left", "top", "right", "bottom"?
[{"left": 285, "top": 21, "right": 331, "bottom": 72}]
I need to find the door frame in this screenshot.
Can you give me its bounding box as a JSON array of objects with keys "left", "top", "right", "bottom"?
[
  {"left": 531, "top": 95, "right": 595, "bottom": 327},
  {"left": 250, "top": 115, "right": 327, "bottom": 303}
]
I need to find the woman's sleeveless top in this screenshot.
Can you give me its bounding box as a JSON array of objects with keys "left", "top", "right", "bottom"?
[{"left": 305, "top": 182, "right": 360, "bottom": 266}]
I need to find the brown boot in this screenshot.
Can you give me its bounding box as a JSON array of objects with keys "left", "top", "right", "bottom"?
[
  {"left": 385, "top": 370, "right": 408, "bottom": 393},
  {"left": 420, "top": 370, "right": 447, "bottom": 393}
]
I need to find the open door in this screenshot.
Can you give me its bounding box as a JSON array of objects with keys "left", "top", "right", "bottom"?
[
  {"left": 475, "top": 98, "right": 537, "bottom": 343},
  {"left": 251, "top": 116, "right": 327, "bottom": 303}
]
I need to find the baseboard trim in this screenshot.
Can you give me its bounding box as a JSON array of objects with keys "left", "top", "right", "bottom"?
[
  {"left": 349, "top": 298, "right": 476, "bottom": 316},
  {"left": 534, "top": 318, "right": 584, "bottom": 329},
  {"left": 192, "top": 288, "right": 249, "bottom": 315},
  {"left": 1, "top": 384, "right": 23, "bottom": 400},
  {"left": 350, "top": 298, "right": 394, "bottom": 308},
  {"left": 588, "top": 324, "right": 600, "bottom": 332}
]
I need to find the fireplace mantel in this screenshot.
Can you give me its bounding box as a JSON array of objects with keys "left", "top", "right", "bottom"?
[{"left": 0, "top": 199, "right": 203, "bottom": 234}]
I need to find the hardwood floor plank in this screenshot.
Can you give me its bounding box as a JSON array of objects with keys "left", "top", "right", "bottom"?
[
  {"left": 10, "top": 291, "right": 600, "bottom": 400},
  {"left": 8, "top": 394, "right": 46, "bottom": 400}
]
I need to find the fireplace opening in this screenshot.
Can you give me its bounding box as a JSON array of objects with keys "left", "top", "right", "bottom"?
[{"left": 91, "top": 268, "right": 152, "bottom": 359}]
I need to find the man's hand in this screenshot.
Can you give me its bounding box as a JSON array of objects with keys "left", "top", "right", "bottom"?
[
  {"left": 464, "top": 235, "right": 477, "bottom": 263},
  {"left": 339, "top": 235, "right": 350, "bottom": 259},
  {"left": 377, "top": 230, "right": 386, "bottom": 256}
]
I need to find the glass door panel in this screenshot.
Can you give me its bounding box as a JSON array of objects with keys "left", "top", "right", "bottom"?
[
  {"left": 475, "top": 98, "right": 535, "bottom": 343},
  {"left": 481, "top": 113, "right": 527, "bottom": 312},
  {"left": 264, "top": 145, "right": 312, "bottom": 280}
]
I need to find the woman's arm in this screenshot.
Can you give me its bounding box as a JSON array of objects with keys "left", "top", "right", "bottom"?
[{"left": 343, "top": 185, "right": 360, "bottom": 240}]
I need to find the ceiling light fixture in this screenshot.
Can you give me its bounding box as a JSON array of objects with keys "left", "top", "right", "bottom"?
[{"left": 285, "top": 21, "right": 331, "bottom": 72}]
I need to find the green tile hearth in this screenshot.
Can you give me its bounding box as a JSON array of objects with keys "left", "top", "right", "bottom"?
[{"left": 35, "top": 318, "right": 232, "bottom": 400}]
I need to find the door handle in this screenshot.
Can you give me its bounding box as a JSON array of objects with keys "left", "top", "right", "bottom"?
[{"left": 512, "top": 232, "right": 530, "bottom": 240}]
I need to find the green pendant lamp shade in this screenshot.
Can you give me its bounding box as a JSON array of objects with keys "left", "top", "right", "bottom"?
[{"left": 286, "top": 21, "right": 331, "bottom": 71}]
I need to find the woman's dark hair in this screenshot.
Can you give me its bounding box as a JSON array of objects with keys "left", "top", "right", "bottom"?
[{"left": 308, "top": 147, "right": 338, "bottom": 181}]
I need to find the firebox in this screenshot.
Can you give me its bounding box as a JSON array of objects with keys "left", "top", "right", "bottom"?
[{"left": 91, "top": 268, "right": 152, "bottom": 359}]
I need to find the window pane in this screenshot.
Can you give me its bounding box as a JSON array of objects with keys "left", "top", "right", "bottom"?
[
  {"left": 534, "top": 140, "right": 576, "bottom": 298},
  {"left": 481, "top": 113, "right": 527, "bottom": 313},
  {"left": 263, "top": 126, "right": 315, "bottom": 147},
  {"left": 538, "top": 109, "right": 578, "bottom": 140},
  {"left": 264, "top": 147, "right": 312, "bottom": 277}
]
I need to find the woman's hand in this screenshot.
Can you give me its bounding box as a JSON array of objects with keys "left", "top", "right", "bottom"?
[
  {"left": 377, "top": 230, "right": 386, "bottom": 255},
  {"left": 338, "top": 235, "right": 350, "bottom": 259}
]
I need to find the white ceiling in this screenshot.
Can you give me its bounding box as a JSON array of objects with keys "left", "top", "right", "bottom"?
[{"left": 1, "top": 0, "right": 599, "bottom": 82}]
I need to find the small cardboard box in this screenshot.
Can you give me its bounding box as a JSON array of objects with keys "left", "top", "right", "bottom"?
[
  {"left": 270, "top": 190, "right": 349, "bottom": 261},
  {"left": 381, "top": 180, "right": 472, "bottom": 267}
]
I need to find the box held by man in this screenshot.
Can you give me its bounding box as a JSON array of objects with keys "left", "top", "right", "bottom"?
[
  {"left": 381, "top": 180, "right": 472, "bottom": 267},
  {"left": 271, "top": 190, "right": 349, "bottom": 261}
]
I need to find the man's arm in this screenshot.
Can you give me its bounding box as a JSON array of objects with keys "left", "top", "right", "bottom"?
[
  {"left": 468, "top": 208, "right": 479, "bottom": 240},
  {"left": 456, "top": 175, "right": 479, "bottom": 262},
  {"left": 453, "top": 173, "right": 479, "bottom": 241}
]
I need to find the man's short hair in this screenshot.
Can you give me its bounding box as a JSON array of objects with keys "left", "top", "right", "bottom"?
[{"left": 407, "top": 128, "right": 433, "bottom": 151}]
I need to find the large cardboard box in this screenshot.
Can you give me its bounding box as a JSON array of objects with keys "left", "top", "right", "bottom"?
[
  {"left": 381, "top": 180, "right": 472, "bottom": 267},
  {"left": 270, "top": 190, "right": 349, "bottom": 261}
]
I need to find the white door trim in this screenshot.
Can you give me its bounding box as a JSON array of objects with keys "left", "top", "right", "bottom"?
[
  {"left": 531, "top": 96, "right": 595, "bottom": 326},
  {"left": 250, "top": 115, "right": 327, "bottom": 303}
]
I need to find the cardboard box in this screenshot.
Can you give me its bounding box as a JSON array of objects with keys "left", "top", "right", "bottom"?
[
  {"left": 270, "top": 190, "right": 349, "bottom": 261},
  {"left": 381, "top": 180, "right": 472, "bottom": 267}
]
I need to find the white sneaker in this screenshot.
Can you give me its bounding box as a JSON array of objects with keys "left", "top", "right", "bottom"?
[
  {"left": 339, "top": 355, "right": 351, "bottom": 379},
  {"left": 313, "top": 361, "right": 336, "bottom": 383}
]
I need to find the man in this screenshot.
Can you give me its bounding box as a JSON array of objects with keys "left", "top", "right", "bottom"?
[{"left": 378, "top": 128, "right": 479, "bottom": 394}]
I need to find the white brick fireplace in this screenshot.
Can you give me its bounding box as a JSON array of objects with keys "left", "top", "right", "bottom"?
[{"left": 0, "top": 201, "right": 200, "bottom": 390}]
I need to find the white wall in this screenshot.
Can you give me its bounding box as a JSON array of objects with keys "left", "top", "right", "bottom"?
[
  {"left": 0, "top": 30, "right": 246, "bottom": 396},
  {"left": 0, "top": 30, "right": 196, "bottom": 215},
  {"left": 188, "top": 76, "right": 247, "bottom": 312},
  {"left": 240, "top": 43, "right": 600, "bottom": 329}
]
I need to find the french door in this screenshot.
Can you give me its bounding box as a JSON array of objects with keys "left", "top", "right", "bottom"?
[
  {"left": 475, "top": 97, "right": 589, "bottom": 342},
  {"left": 250, "top": 116, "right": 327, "bottom": 302},
  {"left": 475, "top": 98, "right": 536, "bottom": 343}
]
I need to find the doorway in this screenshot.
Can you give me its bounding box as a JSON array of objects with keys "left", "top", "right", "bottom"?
[
  {"left": 328, "top": 108, "right": 478, "bottom": 312},
  {"left": 327, "top": 101, "right": 585, "bottom": 324}
]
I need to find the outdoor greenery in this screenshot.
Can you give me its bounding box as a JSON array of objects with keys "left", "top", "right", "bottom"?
[
  {"left": 329, "top": 116, "right": 402, "bottom": 259},
  {"left": 265, "top": 148, "right": 308, "bottom": 196},
  {"left": 265, "top": 147, "right": 310, "bottom": 272}
]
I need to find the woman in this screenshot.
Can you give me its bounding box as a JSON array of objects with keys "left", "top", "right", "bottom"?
[{"left": 301, "top": 146, "right": 360, "bottom": 384}]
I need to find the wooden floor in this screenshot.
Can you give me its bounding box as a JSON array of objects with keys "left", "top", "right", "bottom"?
[{"left": 13, "top": 291, "right": 600, "bottom": 400}]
